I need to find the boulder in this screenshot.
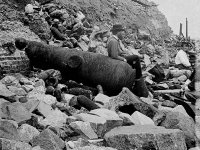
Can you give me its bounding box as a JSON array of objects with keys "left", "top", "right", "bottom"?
[
  {"left": 39, "top": 108, "right": 68, "bottom": 128},
  {"left": 70, "top": 121, "right": 98, "bottom": 139},
  {"left": 0, "top": 119, "right": 20, "bottom": 141},
  {"left": 94, "top": 93, "right": 111, "bottom": 105},
  {"left": 72, "top": 145, "right": 117, "bottom": 150},
  {"left": 160, "top": 111, "right": 196, "bottom": 148},
  {"left": 90, "top": 108, "right": 123, "bottom": 131},
  {"left": 25, "top": 4, "right": 34, "bottom": 14},
  {"left": 7, "top": 86, "right": 27, "bottom": 96},
  {"left": 32, "top": 146, "right": 44, "bottom": 150},
  {"left": 31, "top": 129, "right": 65, "bottom": 150},
  {"left": 18, "top": 124, "right": 40, "bottom": 143},
  {"left": 1, "top": 75, "right": 20, "bottom": 87},
  {"left": 105, "top": 88, "right": 159, "bottom": 119},
  {"left": 75, "top": 113, "right": 107, "bottom": 137},
  {"left": 37, "top": 101, "right": 54, "bottom": 118},
  {"left": 22, "top": 99, "right": 40, "bottom": 113},
  {"left": 131, "top": 111, "right": 155, "bottom": 125},
  {"left": 22, "top": 84, "right": 34, "bottom": 92},
  {"left": 0, "top": 138, "right": 32, "bottom": 150},
  {"left": 104, "top": 125, "right": 187, "bottom": 150},
  {"left": 6, "top": 102, "right": 32, "bottom": 123},
  {"left": 0, "top": 99, "right": 10, "bottom": 119},
  {"left": 0, "top": 82, "right": 16, "bottom": 97},
  {"left": 118, "top": 112, "right": 135, "bottom": 126},
  {"left": 173, "top": 105, "right": 190, "bottom": 118}
]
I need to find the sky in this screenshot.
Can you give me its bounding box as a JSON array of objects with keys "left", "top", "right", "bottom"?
[{"left": 150, "top": 0, "right": 200, "bottom": 39}]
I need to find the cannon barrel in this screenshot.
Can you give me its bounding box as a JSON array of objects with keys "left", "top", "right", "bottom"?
[{"left": 17, "top": 39, "right": 136, "bottom": 95}]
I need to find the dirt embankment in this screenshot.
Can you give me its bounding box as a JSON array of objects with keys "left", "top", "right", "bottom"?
[{"left": 55, "top": 0, "right": 172, "bottom": 40}]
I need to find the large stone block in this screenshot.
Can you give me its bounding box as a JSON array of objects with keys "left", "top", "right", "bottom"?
[
  {"left": 0, "top": 138, "right": 32, "bottom": 150},
  {"left": 90, "top": 109, "right": 123, "bottom": 131},
  {"left": 18, "top": 124, "right": 40, "bottom": 143},
  {"left": 70, "top": 121, "right": 98, "bottom": 139},
  {"left": 31, "top": 129, "right": 65, "bottom": 150},
  {"left": 0, "top": 119, "right": 20, "bottom": 141},
  {"left": 160, "top": 111, "right": 196, "bottom": 148},
  {"left": 75, "top": 113, "right": 107, "bottom": 137},
  {"left": 104, "top": 125, "right": 187, "bottom": 150}
]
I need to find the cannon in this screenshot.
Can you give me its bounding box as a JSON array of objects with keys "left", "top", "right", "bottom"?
[{"left": 15, "top": 38, "right": 136, "bottom": 95}]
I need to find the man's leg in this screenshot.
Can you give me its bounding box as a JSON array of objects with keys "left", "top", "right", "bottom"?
[{"left": 124, "top": 55, "right": 142, "bottom": 79}]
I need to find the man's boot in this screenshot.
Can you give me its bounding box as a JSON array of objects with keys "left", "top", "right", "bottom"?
[{"left": 132, "top": 77, "right": 149, "bottom": 98}]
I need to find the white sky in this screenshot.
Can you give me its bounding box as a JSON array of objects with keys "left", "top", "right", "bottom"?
[{"left": 151, "top": 0, "right": 200, "bottom": 39}]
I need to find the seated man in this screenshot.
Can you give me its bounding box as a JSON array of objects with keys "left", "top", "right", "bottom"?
[
  {"left": 107, "top": 24, "right": 142, "bottom": 79},
  {"left": 107, "top": 24, "right": 148, "bottom": 97},
  {"left": 175, "top": 42, "right": 191, "bottom": 70}
]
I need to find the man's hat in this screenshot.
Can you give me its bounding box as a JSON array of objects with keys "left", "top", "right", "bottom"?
[{"left": 111, "top": 24, "right": 125, "bottom": 32}]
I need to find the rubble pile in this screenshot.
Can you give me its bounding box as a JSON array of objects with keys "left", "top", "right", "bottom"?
[
  {"left": 0, "top": 0, "right": 199, "bottom": 150},
  {"left": 0, "top": 70, "right": 198, "bottom": 150}
]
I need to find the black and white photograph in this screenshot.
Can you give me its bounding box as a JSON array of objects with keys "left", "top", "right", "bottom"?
[{"left": 0, "top": 0, "right": 199, "bottom": 149}]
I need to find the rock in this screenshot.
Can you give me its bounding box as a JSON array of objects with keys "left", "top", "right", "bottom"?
[
  {"left": 0, "top": 138, "right": 32, "bottom": 150},
  {"left": 173, "top": 105, "right": 190, "bottom": 117},
  {"left": 189, "top": 147, "right": 200, "bottom": 150},
  {"left": 22, "top": 99, "right": 40, "bottom": 113},
  {"left": 7, "top": 86, "right": 27, "bottom": 96},
  {"left": 78, "top": 40, "right": 89, "bottom": 51},
  {"left": 39, "top": 108, "right": 68, "bottom": 128},
  {"left": 66, "top": 116, "right": 78, "bottom": 124},
  {"left": 37, "top": 101, "right": 54, "bottom": 118},
  {"left": 6, "top": 102, "right": 32, "bottom": 123},
  {"left": 131, "top": 111, "right": 155, "bottom": 125},
  {"left": 118, "top": 112, "right": 135, "bottom": 126},
  {"left": 22, "top": 84, "right": 35, "bottom": 92},
  {"left": 1, "top": 75, "right": 20, "bottom": 87},
  {"left": 0, "top": 82, "right": 16, "bottom": 97},
  {"left": 31, "top": 129, "right": 65, "bottom": 150},
  {"left": 178, "top": 75, "right": 187, "bottom": 82},
  {"left": 0, "top": 99, "right": 10, "bottom": 118},
  {"left": 46, "top": 86, "right": 55, "bottom": 95},
  {"left": 42, "top": 95, "right": 57, "bottom": 105},
  {"left": 62, "top": 93, "right": 75, "bottom": 104},
  {"left": 0, "top": 119, "right": 20, "bottom": 141},
  {"left": 160, "top": 111, "right": 196, "bottom": 148},
  {"left": 18, "top": 124, "right": 40, "bottom": 143},
  {"left": 32, "top": 146, "right": 43, "bottom": 150},
  {"left": 105, "top": 88, "right": 159, "bottom": 119},
  {"left": 143, "top": 54, "right": 151, "bottom": 67},
  {"left": 75, "top": 113, "right": 107, "bottom": 137},
  {"left": 25, "top": 4, "right": 34, "bottom": 14},
  {"left": 90, "top": 108, "right": 123, "bottom": 131},
  {"left": 104, "top": 125, "right": 187, "bottom": 150},
  {"left": 161, "top": 100, "right": 177, "bottom": 108},
  {"left": 19, "top": 77, "right": 34, "bottom": 85},
  {"left": 70, "top": 121, "right": 98, "bottom": 139},
  {"left": 72, "top": 145, "right": 117, "bottom": 150},
  {"left": 34, "top": 79, "right": 46, "bottom": 87}
]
